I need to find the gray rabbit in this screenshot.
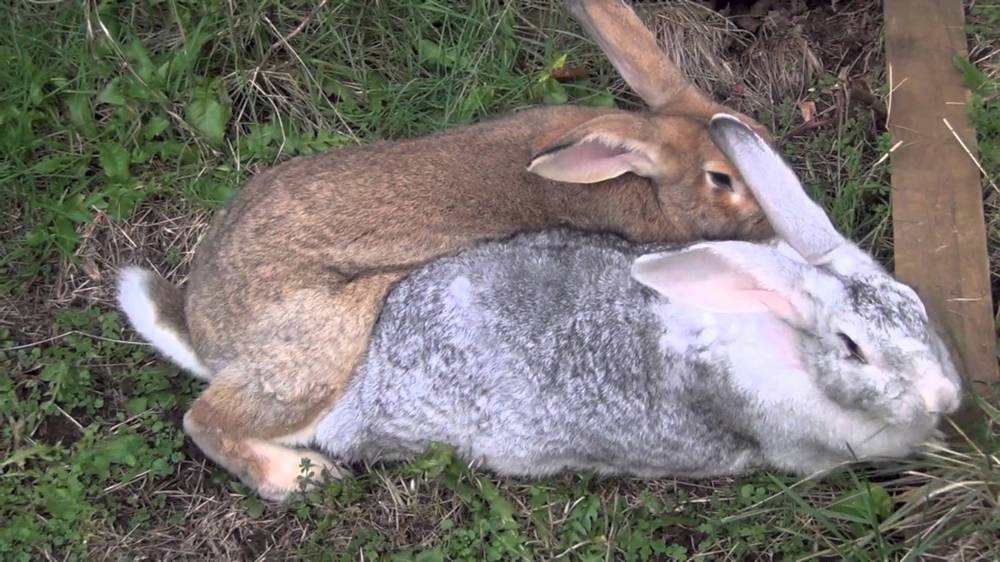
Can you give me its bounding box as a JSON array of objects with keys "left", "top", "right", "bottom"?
[{"left": 314, "top": 116, "right": 963, "bottom": 478}]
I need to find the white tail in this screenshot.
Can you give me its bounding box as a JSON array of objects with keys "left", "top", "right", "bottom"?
[{"left": 117, "top": 267, "right": 211, "bottom": 380}]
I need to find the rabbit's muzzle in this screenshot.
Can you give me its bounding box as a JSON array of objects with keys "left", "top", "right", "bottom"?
[{"left": 913, "top": 359, "right": 962, "bottom": 416}]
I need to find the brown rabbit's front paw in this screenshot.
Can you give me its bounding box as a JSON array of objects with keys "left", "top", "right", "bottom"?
[{"left": 247, "top": 442, "right": 348, "bottom": 502}]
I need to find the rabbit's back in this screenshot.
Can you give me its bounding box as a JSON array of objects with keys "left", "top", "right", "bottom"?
[{"left": 316, "top": 230, "right": 765, "bottom": 477}]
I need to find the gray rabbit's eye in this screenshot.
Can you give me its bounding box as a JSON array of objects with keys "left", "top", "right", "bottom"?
[
  {"left": 706, "top": 171, "right": 733, "bottom": 192},
  {"left": 837, "top": 332, "right": 867, "bottom": 364}
]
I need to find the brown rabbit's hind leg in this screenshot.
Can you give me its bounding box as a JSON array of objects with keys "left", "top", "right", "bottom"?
[
  {"left": 244, "top": 439, "right": 345, "bottom": 500},
  {"left": 182, "top": 396, "right": 346, "bottom": 502},
  {"left": 182, "top": 273, "right": 402, "bottom": 501}
]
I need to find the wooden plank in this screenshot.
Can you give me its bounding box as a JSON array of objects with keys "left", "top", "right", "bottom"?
[{"left": 884, "top": 0, "right": 998, "bottom": 400}]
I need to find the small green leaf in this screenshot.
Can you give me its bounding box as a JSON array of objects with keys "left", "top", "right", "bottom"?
[
  {"left": 185, "top": 79, "right": 231, "bottom": 146},
  {"left": 243, "top": 496, "right": 266, "bottom": 519},
  {"left": 407, "top": 442, "right": 455, "bottom": 479},
  {"left": 66, "top": 94, "right": 97, "bottom": 137},
  {"left": 186, "top": 177, "right": 234, "bottom": 206},
  {"left": 0, "top": 444, "right": 54, "bottom": 469},
  {"left": 418, "top": 38, "right": 446, "bottom": 66},
  {"left": 26, "top": 225, "right": 49, "bottom": 247},
  {"left": 478, "top": 479, "right": 518, "bottom": 528},
  {"left": 322, "top": 78, "right": 359, "bottom": 111},
  {"left": 458, "top": 85, "right": 495, "bottom": 121},
  {"left": 142, "top": 115, "right": 170, "bottom": 140},
  {"left": 60, "top": 193, "right": 93, "bottom": 223},
  {"left": 41, "top": 482, "right": 88, "bottom": 521},
  {"left": 830, "top": 482, "right": 893, "bottom": 522},
  {"left": 53, "top": 216, "right": 79, "bottom": 255},
  {"left": 99, "top": 143, "right": 131, "bottom": 182},
  {"left": 542, "top": 80, "right": 568, "bottom": 105},
  {"left": 125, "top": 39, "right": 156, "bottom": 83},
  {"left": 77, "top": 434, "right": 145, "bottom": 478},
  {"left": 97, "top": 77, "right": 126, "bottom": 106},
  {"left": 28, "top": 80, "right": 44, "bottom": 106},
  {"left": 34, "top": 155, "right": 70, "bottom": 174},
  {"left": 125, "top": 396, "right": 148, "bottom": 415},
  {"left": 664, "top": 544, "right": 688, "bottom": 561},
  {"left": 585, "top": 92, "right": 616, "bottom": 108},
  {"left": 414, "top": 550, "right": 444, "bottom": 562},
  {"left": 166, "top": 28, "right": 209, "bottom": 81},
  {"left": 240, "top": 121, "right": 278, "bottom": 159}
]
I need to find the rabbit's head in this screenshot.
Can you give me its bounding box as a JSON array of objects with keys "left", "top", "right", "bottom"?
[
  {"left": 633, "top": 115, "right": 962, "bottom": 439},
  {"left": 525, "top": 0, "right": 773, "bottom": 241}
]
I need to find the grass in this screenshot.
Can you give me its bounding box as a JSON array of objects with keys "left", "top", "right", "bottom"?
[
  {"left": 0, "top": 0, "right": 997, "bottom": 560},
  {"left": 963, "top": 0, "right": 1000, "bottom": 328}
]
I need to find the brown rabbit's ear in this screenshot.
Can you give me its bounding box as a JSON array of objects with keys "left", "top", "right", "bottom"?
[
  {"left": 527, "top": 113, "right": 660, "bottom": 184},
  {"left": 568, "top": 0, "right": 714, "bottom": 112}
]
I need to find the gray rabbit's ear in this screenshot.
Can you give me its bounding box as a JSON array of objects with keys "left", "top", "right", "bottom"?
[
  {"left": 630, "top": 242, "right": 804, "bottom": 322},
  {"left": 708, "top": 114, "right": 868, "bottom": 269}
]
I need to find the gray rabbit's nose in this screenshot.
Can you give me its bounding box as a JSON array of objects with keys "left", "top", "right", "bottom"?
[{"left": 914, "top": 363, "right": 961, "bottom": 415}]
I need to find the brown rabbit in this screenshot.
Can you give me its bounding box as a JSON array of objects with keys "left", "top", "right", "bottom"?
[{"left": 118, "top": 0, "right": 775, "bottom": 501}]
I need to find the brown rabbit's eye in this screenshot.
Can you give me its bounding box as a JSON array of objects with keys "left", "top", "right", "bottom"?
[
  {"left": 707, "top": 171, "right": 733, "bottom": 192},
  {"left": 837, "top": 332, "right": 867, "bottom": 364}
]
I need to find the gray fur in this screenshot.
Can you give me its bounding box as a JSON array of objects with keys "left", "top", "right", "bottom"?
[
  {"left": 318, "top": 230, "right": 760, "bottom": 476},
  {"left": 315, "top": 228, "right": 962, "bottom": 478}
]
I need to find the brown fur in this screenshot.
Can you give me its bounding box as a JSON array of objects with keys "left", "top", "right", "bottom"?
[
  {"left": 168, "top": 1, "right": 777, "bottom": 500},
  {"left": 145, "top": 273, "right": 188, "bottom": 343}
]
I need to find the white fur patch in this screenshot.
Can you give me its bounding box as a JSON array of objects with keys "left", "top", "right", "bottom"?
[
  {"left": 117, "top": 267, "right": 211, "bottom": 380},
  {"left": 247, "top": 440, "right": 344, "bottom": 501},
  {"left": 445, "top": 276, "right": 474, "bottom": 310},
  {"left": 725, "top": 313, "right": 809, "bottom": 406}
]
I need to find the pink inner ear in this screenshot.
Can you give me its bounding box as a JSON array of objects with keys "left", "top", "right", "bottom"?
[
  {"left": 631, "top": 248, "right": 797, "bottom": 321},
  {"left": 528, "top": 140, "right": 646, "bottom": 184},
  {"left": 664, "top": 282, "right": 792, "bottom": 318},
  {"left": 734, "top": 289, "right": 796, "bottom": 319}
]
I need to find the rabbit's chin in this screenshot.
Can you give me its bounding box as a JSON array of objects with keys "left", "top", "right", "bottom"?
[{"left": 835, "top": 413, "right": 939, "bottom": 464}]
